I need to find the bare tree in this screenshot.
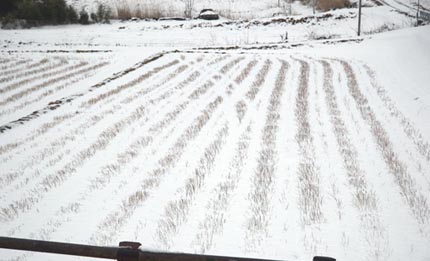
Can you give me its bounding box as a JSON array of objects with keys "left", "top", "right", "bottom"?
[{"left": 181, "top": 0, "right": 195, "bottom": 18}]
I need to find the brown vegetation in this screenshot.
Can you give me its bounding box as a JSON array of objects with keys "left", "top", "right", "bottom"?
[{"left": 295, "top": 59, "right": 323, "bottom": 225}]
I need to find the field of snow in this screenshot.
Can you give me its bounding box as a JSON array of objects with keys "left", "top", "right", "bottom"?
[{"left": 1, "top": 1, "right": 430, "bottom": 261}]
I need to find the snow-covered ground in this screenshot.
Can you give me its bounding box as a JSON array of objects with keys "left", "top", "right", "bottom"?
[
  {"left": 0, "top": 2, "right": 430, "bottom": 261},
  {"left": 0, "top": 6, "right": 414, "bottom": 48},
  {"left": 66, "top": 0, "right": 285, "bottom": 19}
]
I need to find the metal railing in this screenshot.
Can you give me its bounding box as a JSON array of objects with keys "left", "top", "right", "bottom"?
[{"left": 0, "top": 236, "right": 335, "bottom": 261}]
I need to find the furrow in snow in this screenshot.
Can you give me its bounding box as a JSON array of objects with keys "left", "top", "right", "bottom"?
[
  {"left": 0, "top": 59, "right": 35, "bottom": 77},
  {"left": 0, "top": 59, "right": 81, "bottom": 95},
  {"left": 93, "top": 56, "right": 251, "bottom": 245},
  {"left": 0, "top": 62, "right": 108, "bottom": 107},
  {"left": 340, "top": 60, "right": 430, "bottom": 226},
  {"left": 320, "top": 60, "right": 389, "bottom": 260},
  {"left": 0, "top": 58, "right": 68, "bottom": 86},
  {"left": 0, "top": 56, "right": 219, "bottom": 191},
  {"left": 228, "top": 60, "right": 258, "bottom": 97},
  {"left": 294, "top": 59, "right": 323, "bottom": 225},
  {"left": 148, "top": 57, "right": 257, "bottom": 249},
  {"left": 363, "top": 64, "right": 430, "bottom": 162},
  {"left": 90, "top": 96, "right": 224, "bottom": 245},
  {"left": 0, "top": 59, "right": 198, "bottom": 196},
  {"left": 0, "top": 57, "right": 185, "bottom": 161},
  {"left": 245, "top": 60, "right": 288, "bottom": 249},
  {"left": 5, "top": 65, "right": 215, "bottom": 241},
  {"left": 155, "top": 124, "right": 229, "bottom": 248},
  {"left": 83, "top": 60, "right": 181, "bottom": 107},
  {"left": 245, "top": 60, "right": 272, "bottom": 101},
  {"left": 88, "top": 70, "right": 204, "bottom": 191},
  {"left": 0, "top": 58, "right": 13, "bottom": 66},
  {"left": 234, "top": 60, "right": 258, "bottom": 85},
  {"left": 0, "top": 94, "right": 150, "bottom": 221},
  {"left": 0, "top": 68, "right": 100, "bottom": 120},
  {"left": 220, "top": 57, "right": 246, "bottom": 74},
  {"left": 119, "top": 64, "right": 190, "bottom": 105},
  {"left": 192, "top": 124, "right": 252, "bottom": 253}
]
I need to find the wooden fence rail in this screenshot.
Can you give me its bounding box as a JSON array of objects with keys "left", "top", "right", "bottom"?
[{"left": 0, "top": 236, "right": 335, "bottom": 261}]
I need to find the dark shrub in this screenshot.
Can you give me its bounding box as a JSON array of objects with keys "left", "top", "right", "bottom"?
[
  {"left": 90, "top": 13, "right": 99, "bottom": 23},
  {"left": 79, "top": 9, "right": 90, "bottom": 25},
  {"left": 1, "top": 0, "right": 80, "bottom": 27},
  {"left": 67, "top": 5, "right": 78, "bottom": 23}
]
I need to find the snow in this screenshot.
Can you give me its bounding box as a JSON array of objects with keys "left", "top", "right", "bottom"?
[{"left": 0, "top": 3, "right": 430, "bottom": 261}]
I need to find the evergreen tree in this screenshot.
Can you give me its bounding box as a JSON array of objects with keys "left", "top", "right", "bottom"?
[
  {"left": 79, "top": 9, "right": 89, "bottom": 25},
  {"left": 67, "top": 5, "right": 78, "bottom": 23},
  {"left": 0, "top": 0, "right": 21, "bottom": 16}
]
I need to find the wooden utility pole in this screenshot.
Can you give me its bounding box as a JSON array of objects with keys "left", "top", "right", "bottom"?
[
  {"left": 417, "top": 0, "right": 420, "bottom": 25},
  {"left": 313, "top": 0, "right": 316, "bottom": 14},
  {"left": 358, "top": 0, "right": 362, "bottom": 36}
]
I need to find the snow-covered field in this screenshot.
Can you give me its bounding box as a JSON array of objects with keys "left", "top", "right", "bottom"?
[{"left": 1, "top": 2, "right": 430, "bottom": 261}]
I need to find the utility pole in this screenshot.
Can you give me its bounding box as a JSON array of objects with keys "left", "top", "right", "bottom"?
[
  {"left": 417, "top": 0, "right": 420, "bottom": 26},
  {"left": 313, "top": 0, "right": 316, "bottom": 14},
  {"left": 358, "top": 0, "right": 362, "bottom": 36}
]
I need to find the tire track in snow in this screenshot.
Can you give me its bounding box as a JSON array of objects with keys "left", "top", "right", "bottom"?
[
  {"left": 363, "top": 65, "right": 430, "bottom": 162},
  {"left": 295, "top": 59, "right": 324, "bottom": 225},
  {"left": 245, "top": 60, "right": 288, "bottom": 249},
  {"left": 90, "top": 96, "right": 224, "bottom": 245},
  {"left": 340, "top": 60, "right": 430, "bottom": 226},
  {"left": 321, "top": 60, "right": 389, "bottom": 260},
  {"left": 155, "top": 124, "right": 229, "bottom": 248}
]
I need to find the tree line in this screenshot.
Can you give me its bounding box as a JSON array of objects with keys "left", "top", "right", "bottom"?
[{"left": 0, "top": 0, "right": 111, "bottom": 27}]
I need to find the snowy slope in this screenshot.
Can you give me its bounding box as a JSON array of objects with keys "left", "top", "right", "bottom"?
[{"left": 0, "top": 1, "right": 430, "bottom": 259}]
